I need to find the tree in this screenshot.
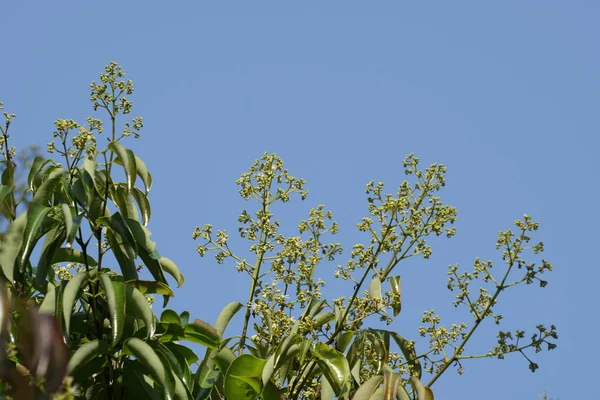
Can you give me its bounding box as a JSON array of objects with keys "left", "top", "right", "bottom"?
[{"left": 0, "top": 63, "right": 557, "bottom": 399}]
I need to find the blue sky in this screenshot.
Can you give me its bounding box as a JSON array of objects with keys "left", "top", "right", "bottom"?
[{"left": 2, "top": 2, "right": 598, "bottom": 399}]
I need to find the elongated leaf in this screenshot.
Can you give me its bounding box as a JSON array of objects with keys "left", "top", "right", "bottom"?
[
  {"left": 123, "top": 361, "right": 163, "bottom": 400},
  {"left": 383, "top": 366, "right": 401, "bottom": 400},
  {"left": 28, "top": 156, "right": 51, "bottom": 190},
  {"left": 67, "top": 340, "right": 109, "bottom": 375},
  {"left": 126, "top": 284, "right": 155, "bottom": 338},
  {"left": 105, "top": 228, "right": 138, "bottom": 280},
  {"left": 51, "top": 248, "right": 97, "bottom": 267},
  {"left": 32, "top": 167, "right": 66, "bottom": 204},
  {"left": 194, "top": 365, "right": 220, "bottom": 400},
  {"left": 112, "top": 185, "right": 139, "bottom": 221},
  {"left": 353, "top": 375, "right": 383, "bottom": 400},
  {"left": 62, "top": 271, "right": 89, "bottom": 337},
  {"left": 99, "top": 212, "right": 137, "bottom": 254},
  {"left": 311, "top": 342, "right": 351, "bottom": 396},
  {"left": 126, "top": 280, "right": 174, "bottom": 296},
  {"left": 0, "top": 184, "right": 14, "bottom": 207},
  {"left": 98, "top": 274, "right": 126, "bottom": 347},
  {"left": 134, "top": 155, "right": 152, "bottom": 193},
  {"left": 183, "top": 319, "right": 220, "bottom": 349},
  {"left": 40, "top": 283, "right": 57, "bottom": 314},
  {"left": 16, "top": 203, "right": 56, "bottom": 273},
  {"left": 159, "top": 257, "right": 184, "bottom": 287},
  {"left": 35, "top": 226, "right": 66, "bottom": 288},
  {"left": 224, "top": 354, "right": 266, "bottom": 400},
  {"left": 321, "top": 374, "right": 335, "bottom": 400},
  {"left": 389, "top": 332, "right": 421, "bottom": 379},
  {"left": 314, "top": 311, "right": 335, "bottom": 329},
  {"left": 409, "top": 377, "right": 434, "bottom": 400},
  {"left": 215, "top": 301, "right": 243, "bottom": 337},
  {"left": 82, "top": 152, "right": 97, "bottom": 190},
  {"left": 389, "top": 276, "right": 402, "bottom": 316},
  {"left": 164, "top": 342, "right": 199, "bottom": 365},
  {"left": 125, "top": 217, "right": 159, "bottom": 259},
  {"left": 214, "top": 347, "right": 236, "bottom": 374},
  {"left": 152, "top": 341, "right": 192, "bottom": 392},
  {"left": 123, "top": 338, "right": 174, "bottom": 398},
  {"left": 108, "top": 142, "right": 137, "bottom": 191},
  {"left": 369, "top": 275, "right": 385, "bottom": 312},
  {"left": 131, "top": 187, "right": 151, "bottom": 225},
  {"left": 0, "top": 212, "right": 27, "bottom": 283}
]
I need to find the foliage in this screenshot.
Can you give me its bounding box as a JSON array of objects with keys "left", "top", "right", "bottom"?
[{"left": 0, "top": 63, "right": 557, "bottom": 399}]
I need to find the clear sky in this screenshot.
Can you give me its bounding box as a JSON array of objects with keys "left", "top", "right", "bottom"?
[{"left": 2, "top": 2, "right": 598, "bottom": 399}]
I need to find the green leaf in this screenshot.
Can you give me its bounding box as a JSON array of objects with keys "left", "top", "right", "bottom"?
[
  {"left": 383, "top": 366, "right": 401, "bottom": 400},
  {"left": 126, "top": 284, "right": 155, "bottom": 338},
  {"left": 183, "top": 319, "right": 220, "bottom": 349},
  {"left": 125, "top": 217, "right": 159, "bottom": 259},
  {"left": 126, "top": 280, "right": 174, "bottom": 296},
  {"left": 39, "top": 283, "right": 56, "bottom": 314},
  {"left": 389, "top": 276, "right": 402, "bottom": 317},
  {"left": 51, "top": 248, "right": 98, "bottom": 267},
  {"left": 16, "top": 202, "right": 56, "bottom": 273},
  {"left": 194, "top": 365, "right": 220, "bottom": 400},
  {"left": 63, "top": 207, "right": 83, "bottom": 249},
  {"left": 389, "top": 331, "right": 421, "bottom": 379},
  {"left": 62, "top": 271, "right": 89, "bottom": 338},
  {"left": 27, "top": 156, "right": 52, "bottom": 190},
  {"left": 123, "top": 338, "right": 174, "bottom": 399},
  {"left": 214, "top": 347, "right": 236, "bottom": 374},
  {"left": 67, "top": 340, "right": 109, "bottom": 375},
  {"left": 409, "top": 377, "right": 434, "bottom": 400},
  {"left": 311, "top": 342, "right": 351, "bottom": 396},
  {"left": 224, "top": 354, "right": 267, "bottom": 400},
  {"left": 321, "top": 374, "right": 335, "bottom": 400},
  {"left": 159, "top": 257, "right": 184, "bottom": 287},
  {"left": 98, "top": 273, "right": 126, "bottom": 347},
  {"left": 112, "top": 185, "right": 139, "bottom": 222},
  {"left": 108, "top": 141, "right": 137, "bottom": 191},
  {"left": 105, "top": 227, "right": 138, "bottom": 280},
  {"left": 0, "top": 184, "right": 14, "bottom": 208},
  {"left": 131, "top": 187, "right": 151, "bottom": 225},
  {"left": 98, "top": 211, "right": 137, "bottom": 254},
  {"left": 123, "top": 361, "right": 163, "bottom": 400},
  {"left": 369, "top": 275, "right": 385, "bottom": 312},
  {"left": 35, "top": 226, "right": 66, "bottom": 288},
  {"left": 133, "top": 155, "right": 153, "bottom": 193},
  {"left": 161, "top": 309, "right": 182, "bottom": 325},
  {"left": 164, "top": 343, "right": 198, "bottom": 365},
  {"left": 314, "top": 311, "right": 335, "bottom": 329},
  {"left": 0, "top": 212, "right": 27, "bottom": 283},
  {"left": 32, "top": 167, "right": 66, "bottom": 204},
  {"left": 215, "top": 301, "right": 243, "bottom": 337},
  {"left": 353, "top": 374, "right": 383, "bottom": 400}
]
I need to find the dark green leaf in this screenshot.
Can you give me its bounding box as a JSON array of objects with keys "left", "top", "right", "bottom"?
[
  {"left": 123, "top": 338, "right": 174, "bottom": 398},
  {"left": 105, "top": 227, "right": 138, "bottom": 280},
  {"left": 35, "top": 226, "right": 66, "bottom": 288},
  {"left": 67, "top": 340, "right": 109, "bottom": 375},
  {"left": 16, "top": 202, "right": 56, "bottom": 273},
  {"left": 51, "top": 247, "right": 98, "bottom": 267},
  {"left": 62, "top": 271, "right": 89, "bottom": 338},
  {"left": 161, "top": 309, "right": 182, "bottom": 325},
  {"left": 134, "top": 155, "right": 152, "bottom": 193},
  {"left": 125, "top": 284, "right": 155, "bottom": 338},
  {"left": 125, "top": 217, "right": 159, "bottom": 259},
  {"left": 98, "top": 273, "right": 126, "bottom": 347},
  {"left": 112, "top": 185, "right": 139, "bottom": 221}
]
